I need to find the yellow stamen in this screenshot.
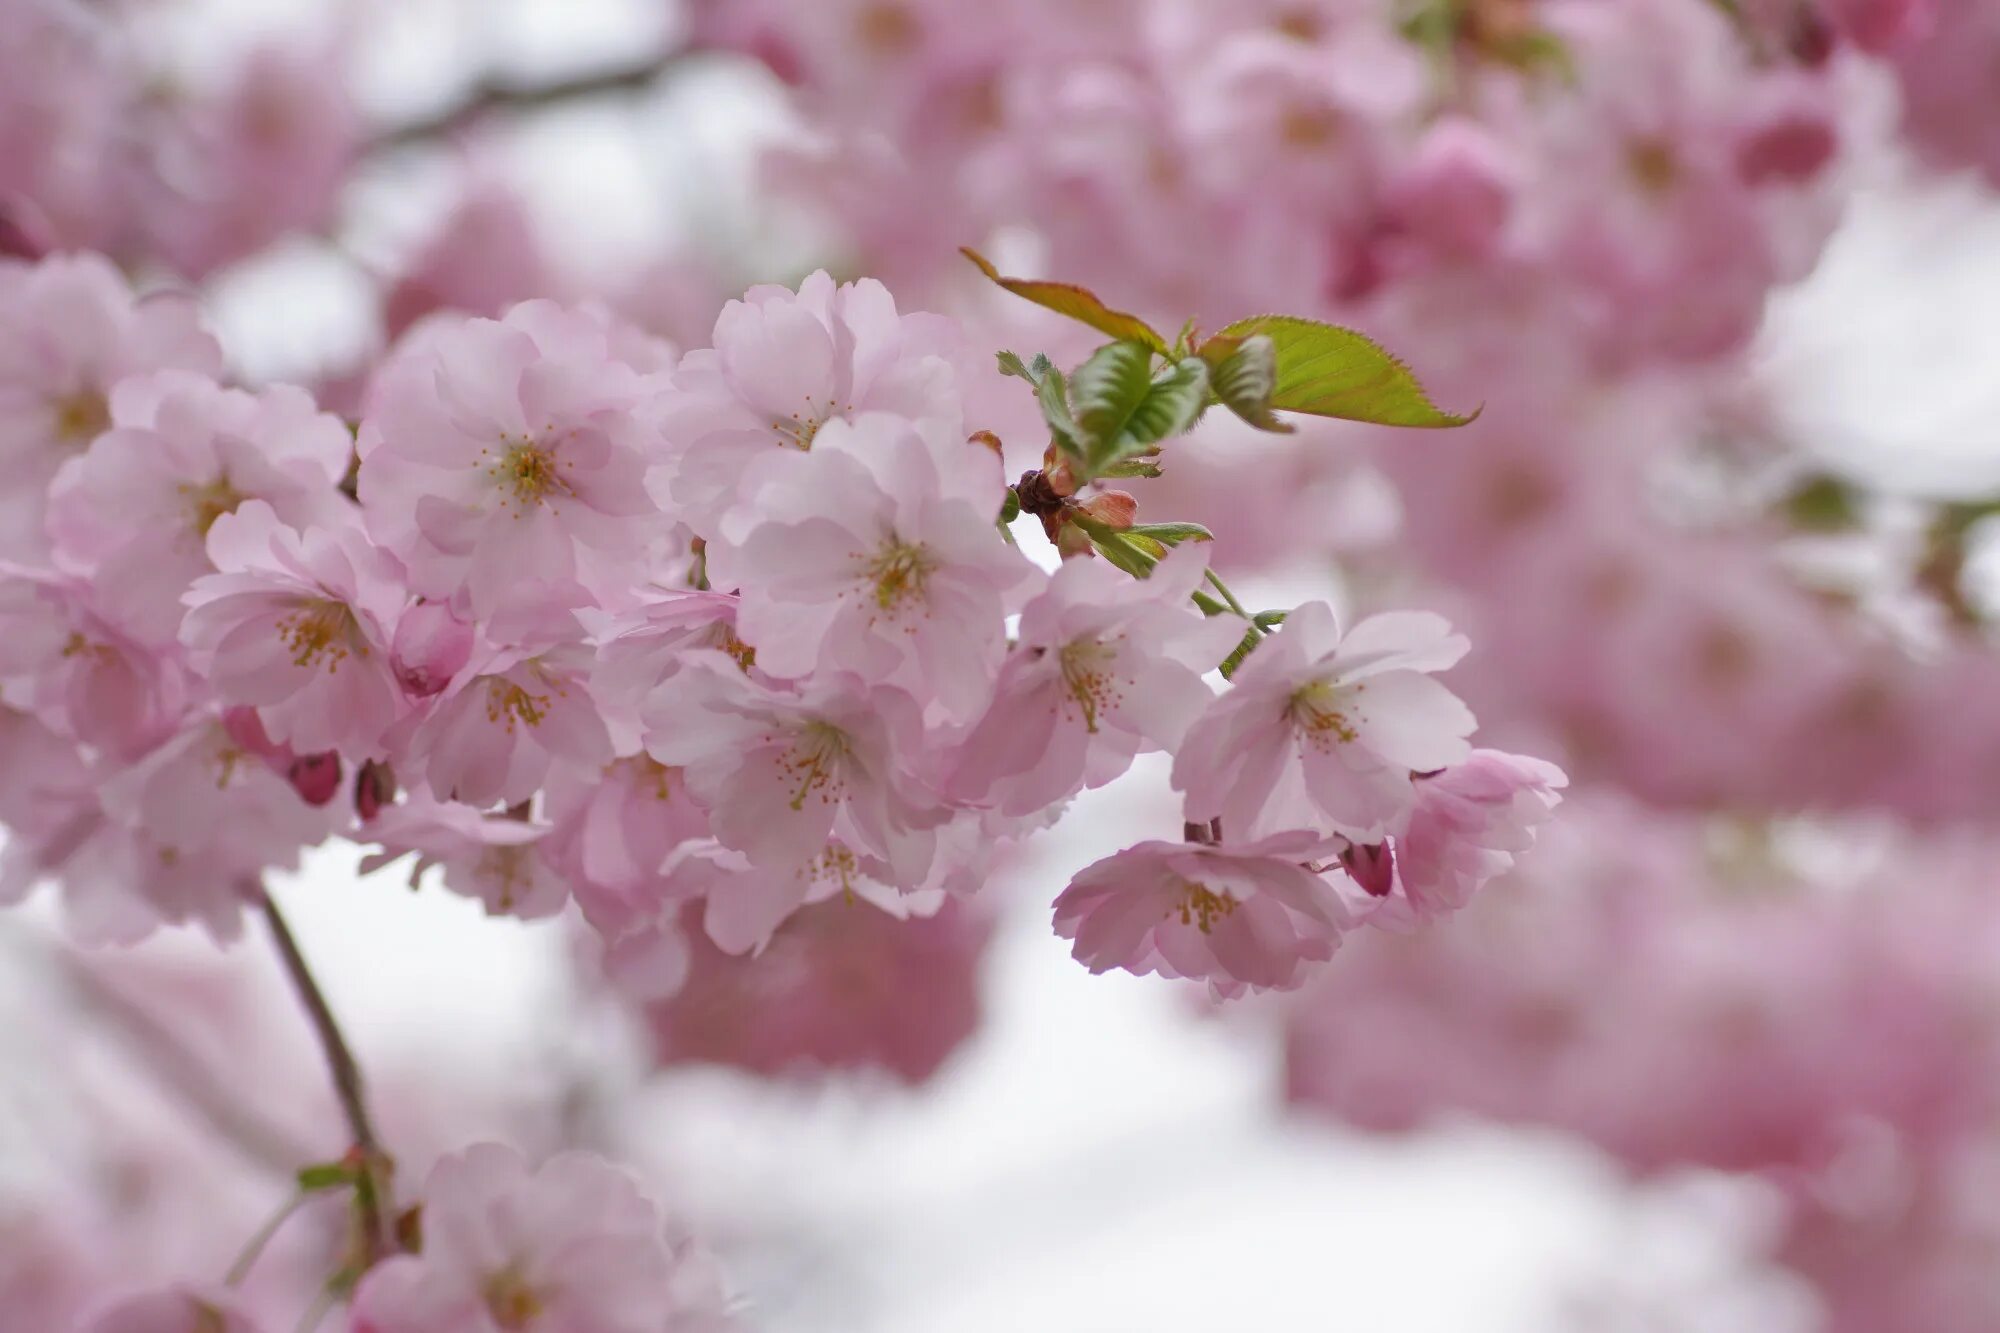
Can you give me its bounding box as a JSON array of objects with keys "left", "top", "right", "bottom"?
[
  {"left": 179, "top": 474, "right": 246, "bottom": 538},
  {"left": 865, "top": 539, "right": 936, "bottom": 612},
  {"left": 274, "top": 599, "right": 362, "bottom": 672},
  {"left": 1289, "top": 678, "right": 1361, "bottom": 747},
  {"left": 1058, "top": 638, "right": 1121, "bottom": 734},
  {"left": 779, "top": 721, "right": 848, "bottom": 811},
  {"left": 482, "top": 1266, "right": 546, "bottom": 1329},
  {"left": 1172, "top": 881, "right": 1239, "bottom": 934},
  {"left": 50, "top": 389, "right": 109, "bottom": 445}
]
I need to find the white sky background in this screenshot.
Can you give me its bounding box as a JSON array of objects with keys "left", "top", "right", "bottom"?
[{"left": 12, "top": 0, "right": 2000, "bottom": 1327}]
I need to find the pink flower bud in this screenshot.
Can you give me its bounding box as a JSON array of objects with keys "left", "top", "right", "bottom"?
[
  {"left": 286, "top": 752, "right": 342, "bottom": 807},
  {"left": 1340, "top": 841, "right": 1398, "bottom": 898},
  {"left": 392, "top": 601, "right": 474, "bottom": 698},
  {"left": 222, "top": 706, "right": 292, "bottom": 769},
  {"left": 354, "top": 759, "right": 396, "bottom": 823}
]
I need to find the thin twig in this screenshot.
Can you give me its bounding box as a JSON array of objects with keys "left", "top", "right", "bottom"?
[
  {"left": 366, "top": 53, "right": 691, "bottom": 153},
  {"left": 259, "top": 886, "right": 392, "bottom": 1262}
]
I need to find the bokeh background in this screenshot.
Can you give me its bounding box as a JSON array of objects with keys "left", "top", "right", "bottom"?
[{"left": 7, "top": 0, "right": 2000, "bottom": 1327}]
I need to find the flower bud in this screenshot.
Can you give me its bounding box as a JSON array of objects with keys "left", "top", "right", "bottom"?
[
  {"left": 392, "top": 600, "right": 474, "bottom": 698},
  {"left": 355, "top": 759, "right": 397, "bottom": 823},
  {"left": 1340, "top": 841, "right": 1397, "bottom": 898},
  {"left": 286, "top": 752, "right": 342, "bottom": 807}
]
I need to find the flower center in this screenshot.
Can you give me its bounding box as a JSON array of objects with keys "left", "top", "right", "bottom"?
[
  {"left": 179, "top": 474, "right": 246, "bottom": 538},
  {"left": 780, "top": 721, "right": 849, "bottom": 812},
  {"left": 1627, "top": 138, "right": 1679, "bottom": 193},
  {"left": 1058, "top": 637, "right": 1122, "bottom": 734},
  {"left": 864, "top": 538, "right": 936, "bottom": 612},
  {"left": 1172, "top": 880, "right": 1239, "bottom": 934},
  {"left": 855, "top": 1, "right": 919, "bottom": 53},
  {"left": 482, "top": 1266, "right": 546, "bottom": 1329},
  {"left": 806, "top": 843, "right": 864, "bottom": 901},
  {"left": 1289, "top": 678, "right": 1360, "bottom": 747},
  {"left": 487, "top": 438, "right": 571, "bottom": 509},
  {"left": 485, "top": 674, "right": 554, "bottom": 730},
  {"left": 275, "top": 599, "right": 362, "bottom": 672},
  {"left": 50, "top": 389, "right": 109, "bottom": 445},
  {"left": 474, "top": 845, "right": 536, "bottom": 913},
  {"left": 772, "top": 395, "right": 846, "bottom": 450}
]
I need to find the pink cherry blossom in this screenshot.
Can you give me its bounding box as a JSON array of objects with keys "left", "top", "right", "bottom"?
[
  {"left": 641, "top": 653, "right": 943, "bottom": 884},
  {"left": 348, "top": 1143, "right": 737, "bottom": 1333},
  {"left": 950, "top": 542, "right": 1238, "bottom": 815},
  {"left": 390, "top": 599, "right": 475, "bottom": 700},
  {"left": 656, "top": 269, "right": 966, "bottom": 532},
  {"left": 657, "top": 833, "right": 949, "bottom": 956},
  {"left": 45, "top": 371, "right": 352, "bottom": 642},
  {"left": 585, "top": 588, "right": 756, "bottom": 752},
  {"left": 640, "top": 895, "right": 990, "bottom": 1085},
  {"left": 359, "top": 796, "right": 568, "bottom": 919},
  {"left": 1053, "top": 830, "right": 1353, "bottom": 999},
  {"left": 1357, "top": 750, "right": 1569, "bottom": 932},
  {"left": 398, "top": 641, "right": 613, "bottom": 809},
  {"left": 541, "top": 756, "right": 710, "bottom": 939},
  {"left": 356, "top": 301, "right": 668, "bottom": 621},
  {"left": 0, "top": 564, "right": 189, "bottom": 758},
  {"left": 181, "top": 501, "right": 409, "bottom": 757},
  {"left": 707, "top": 412, "right": 1034, "bottom": 718},
  {"left": 1173, "top": 602, "right": 1476, "bottom": 842},
  {"left": 0, "top": 254, "right": 220, "bottom": 561},
  {"left": 87, "top": 1286, "right": 264, "bottom": 1333}
]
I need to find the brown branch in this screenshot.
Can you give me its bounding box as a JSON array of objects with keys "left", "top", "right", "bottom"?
[
  {"left": 365, "top": 53, "right": 692, "bottom": 153},
  {"left": 259, "top": 885, "right": 393, "bottom": 1262}
]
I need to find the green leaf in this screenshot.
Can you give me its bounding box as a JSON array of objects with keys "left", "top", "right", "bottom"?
[
  {"left": 996, "top": 350, "right": 1040, "bottom": 386},
  {"left": 1034, "top": 366, "right": 1082, "bottom": 456},
  {"left": 1128, "top": 521, "right": 1214, "bottom": 545},
  {"left": 998, "top": 489, "right": 1021, "bottom": 524},
  {"left": 1200, "top": 333, "right": 1291, "bottom": 433},
  {"left": 297, "top": 1162, "right": 356, "bottom": 1193},
  {"left": 1120, "top": 357, "right": 1210, "bottom": 452},
  {"left": 1097, "top": 458, "right": 1162, "bottom": 479},
  {"left": 1212, "top": 315, "right": 1475, "bottom": 428},
  {"left": 962, "top": 249, "right": 1168, "bottom": 353},
  {"left": 1070, "top": 341, "right": 1156, "bottom": 458},
  {"left": 1070, "top": 512, "right": 1160, "bottom": 578}
]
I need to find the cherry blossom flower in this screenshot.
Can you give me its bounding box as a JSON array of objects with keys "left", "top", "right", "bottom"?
[
  {"left": 656, "top": 834, "right": 949, "bottom": 956},
  {"left": 0, "top": 254, "right": 220, "bottom": 560},
  {"left": 45, "top": 371, "right": 352, "bottom": 642},
  {"left": 1053, "top": 830, "right": 1353, "bottom": 998},
  {"left": 541, "top": 755, "right": 710, "bottom": 939},
  {"left": 1356, "top": 750, "right": 1569, "bottom": 932},
  {"left": 0, "top": 564, "right": 190, "bottom": 758},
  {"left": 1174, "top": 602, "right": 1476, "bottom": 841},
  {"left": 359, "top": 796, "right": 568, "bottom": 919},
  {"left": 390, "top": 598, "right": 475, "bottom": 700},
  {"left": 641, "top": 895, "right": 990, "bottom": 1085},
  {"left": 708, "top": 411, "right": 1034, "bottom": 718},
  {"left": 356, "top": 301, "right": 668, "bottom": 621},
  {"left": 181, "top": 501, "right": 408, "bottom": 757},
  {"left": 585, "top": 588, "right": 756, "bottom": 752},
  {"left": 950, "top": 542, "right": 1238, "bottom": 815},
  {"left": 640, "top": 654, "right": 943, "bottom": 884},
  {"left": 656, "top": 269, "right": 966, "bottom": 532},
  {"left": 348, "top": 1143, "right": 737, "bottom": 1333},
  {"left": 398, "top": 641, "right": 613, "bottom": 809}
]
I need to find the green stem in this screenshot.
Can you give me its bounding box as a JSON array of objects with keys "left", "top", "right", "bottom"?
[
  {"left": 1203, "top": 570, "right": 1263, "bottom": 633},
  {"left": 226, "top": 1191, "right": 311, "bottom": 1286}
]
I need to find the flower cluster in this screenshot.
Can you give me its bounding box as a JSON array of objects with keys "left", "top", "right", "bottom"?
[{"left": 0, "top": 250, "right": 1558, "bottom": 999}]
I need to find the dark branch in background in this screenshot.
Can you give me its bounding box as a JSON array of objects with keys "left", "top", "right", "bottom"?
[
  {"left": 365, "top": 52, "right": 694, "bottom": 153},
  {"left": 259, "top": 885, "right": 393, "bottom": 1262}
]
